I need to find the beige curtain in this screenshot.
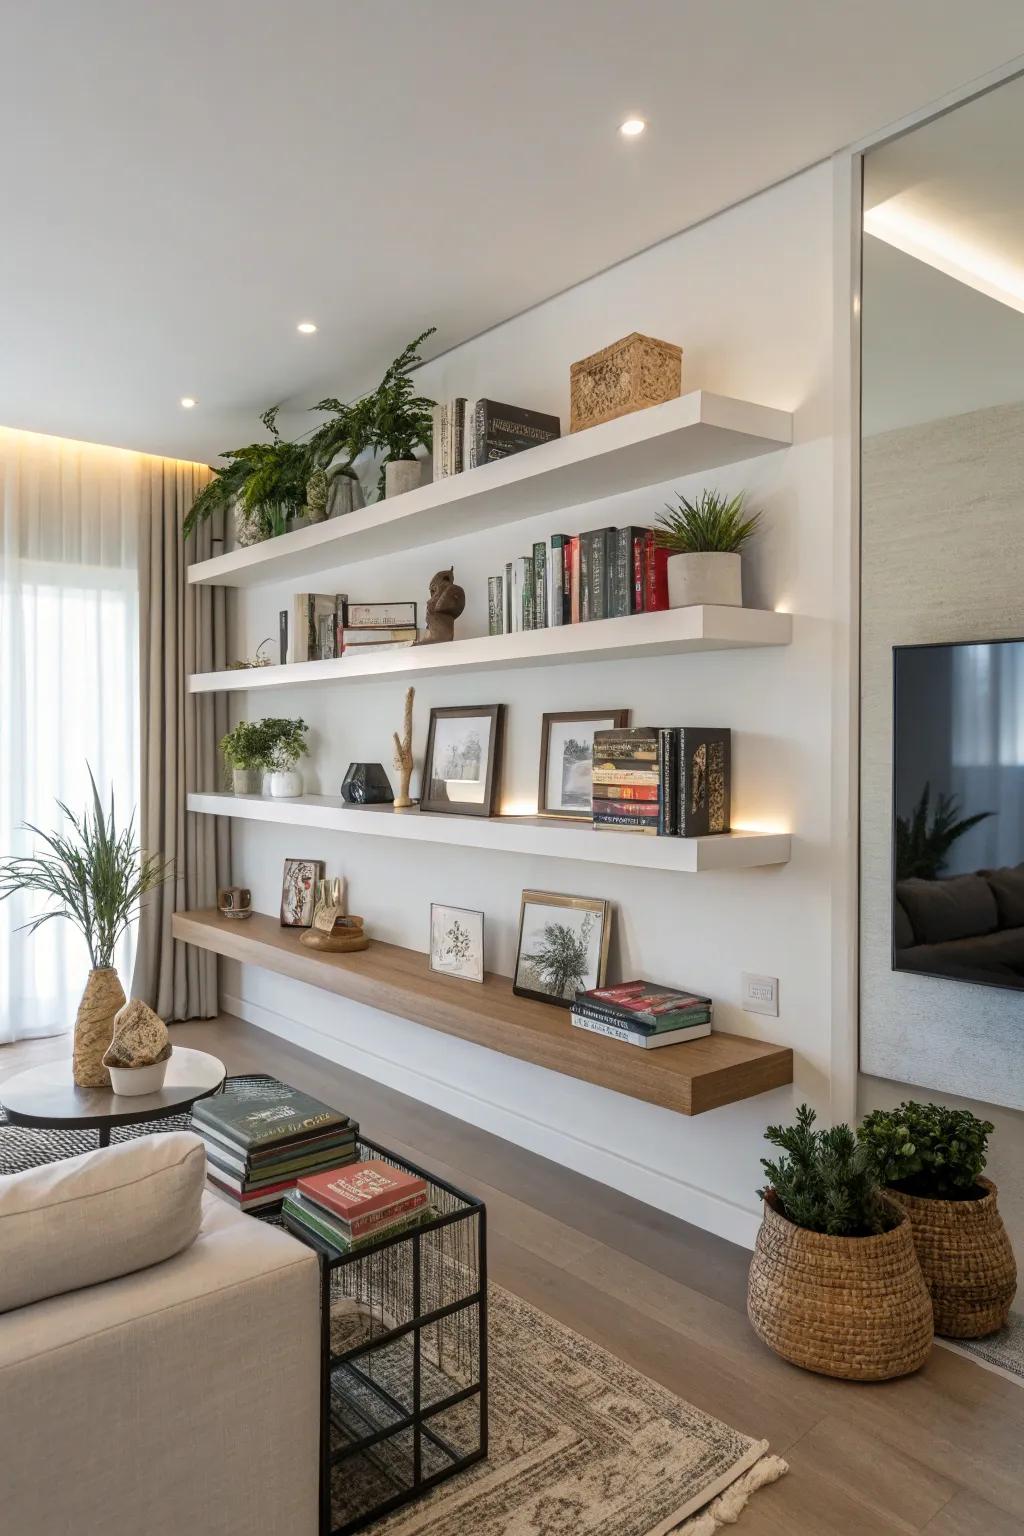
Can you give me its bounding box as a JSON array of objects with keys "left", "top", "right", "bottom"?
[{"left": 133, "top": 460, "right": 230, "bottom": 1019}]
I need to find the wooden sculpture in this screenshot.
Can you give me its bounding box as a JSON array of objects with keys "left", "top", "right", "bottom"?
[
  {"left": 393, "top": 685, "right": 415, "bottom": 809},
  {"left": 417, "top": 568, "right": 465, "bottom": 645}
]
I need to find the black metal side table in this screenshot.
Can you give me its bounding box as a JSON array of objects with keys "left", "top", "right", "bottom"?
[{"left": 279, "top": 1137, "right": 488, "bottom": 1536}]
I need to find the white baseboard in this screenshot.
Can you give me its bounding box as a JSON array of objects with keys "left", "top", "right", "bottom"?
[{"left": 222, "top": 990, "right": 760, "bottom": 1250}]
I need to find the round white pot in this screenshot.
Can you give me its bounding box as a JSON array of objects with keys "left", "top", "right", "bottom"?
[
  {"left": 268, "top": 769, "right": 303, "bottom": 798},
  {"left": 384, "top": 460, "right": 423, "bottom": 498},
  {"left": 666, "top": 551, "right": 742, "bottom": 608},
  {"left": 109, "top": 1058, "right": 169, "bottom": 1097}
]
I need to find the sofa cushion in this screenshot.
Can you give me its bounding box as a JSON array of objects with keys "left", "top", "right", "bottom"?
[
  {"left": 980, "top": 863, "right": 1024, "bottom": 930},
  {"left": 0, "top": 1131, "right": 206, "bottom": 1314},
  {"left": 896, "top": 874, "right": 999, "bottom": 946}
]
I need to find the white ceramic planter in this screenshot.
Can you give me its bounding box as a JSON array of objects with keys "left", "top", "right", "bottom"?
[
  {"left": 268, "top": 769, "right": 303, "bottom": 798},
  {"left": 666, "top": 551, "right": 742, "bottom": 608},
  {"left": 384, "top": 460, "right": 423, "bottom": 498},
  {"left": 109, "top": 1058, "right": 169, "bottom": 1097}
]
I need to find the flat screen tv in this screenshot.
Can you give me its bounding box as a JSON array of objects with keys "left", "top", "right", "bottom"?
[{"left": 893, "top": 639, "right": 1024, "bottom": 991}]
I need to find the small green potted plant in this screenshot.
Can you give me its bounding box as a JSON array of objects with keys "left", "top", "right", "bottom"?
[
  {"left": 313, "top": 328, "right": 436, "bottom": 502},
  {"left": 748, "top": 1105, "right": 932, "bottom": 1380},
  {"left": 221, "top": 719, "right": 273, "bottom": 795},
  {"left": 221, "top": 717, "right": 310, "bottom": 798},
  {"left": 656, "top": 488, "right": 761, "bottom": 608},
  {"left": 184, "top": 407, "right": 310, "bottom": 547},
  {"left": 859, "top": 1102, "right": 1017, "bottom": 1338},
  {"left": 0, "top": 771, "right": 172, "bottom": 1088},
  {"left": 263, "top": 717, "right": 310, "bottom": 799}
]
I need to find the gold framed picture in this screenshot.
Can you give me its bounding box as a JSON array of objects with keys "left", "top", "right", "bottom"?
[{"left": 513, "top": 890, "right": 611, "bottom": 1008}]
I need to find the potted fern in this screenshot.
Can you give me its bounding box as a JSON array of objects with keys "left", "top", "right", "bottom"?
[
  {"left": 184, "top": 408, "right": 310, "bottom": 546},
  {"left": 0, "top": 772, "right": 172, "bottom": 1088},
  {"left": 656, "top": 489, "right": 761, "bottom": 608},
  {"left": 313, "top": 328, "right": 436, "bottom": 502},
  {"left": 859, "top": 1102, "right": 1016, "bottom": 1338},
  {"left": 748, "top": 1105, "right": 933, "bottom": 1380}
]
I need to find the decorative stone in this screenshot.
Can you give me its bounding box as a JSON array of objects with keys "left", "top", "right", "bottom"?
[
  {"left": 73, "top": 968, "right": 126, "bottom": 1088},
  {"left": 102, "top": 999, "right": 172, "bottom": 1070},
  {"left": 341, "top": 763, "right": 394, "bottom": 805}
]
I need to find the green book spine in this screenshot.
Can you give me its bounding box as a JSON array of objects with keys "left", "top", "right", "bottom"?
[
  {"left": 532, "top": 541, "right": 547, "bottom": 628},
  {"left": 283, "top": 1195, "right": 431, "bottom": 1253}
]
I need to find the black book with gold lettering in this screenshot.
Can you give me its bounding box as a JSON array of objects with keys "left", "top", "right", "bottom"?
[
  {"left": 191, "top": 1080, "right": 353, "bottom": 1152},
  {"left": 470, "top": 400, "right": 560, "bottom": 467}
]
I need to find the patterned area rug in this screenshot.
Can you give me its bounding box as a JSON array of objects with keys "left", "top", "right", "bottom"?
[{"left": 938, "top": 1312, "right": 1024, "bottom": 1386}]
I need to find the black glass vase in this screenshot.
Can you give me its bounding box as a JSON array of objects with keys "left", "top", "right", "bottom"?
[{"left": 341, "top": 762, "right": 394, "bottom": 805}]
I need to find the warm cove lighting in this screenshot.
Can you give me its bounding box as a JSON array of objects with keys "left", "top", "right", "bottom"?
[
  {"left": 864, "top": 199, "right": 1024, "bottom": 317},
  {"left": 297, "top": 321, "right": 318, "bottom": 334},
  {"left": 731, "top": 819, "right": 790, "bottom": 836},
  {"left": 500, "top": 799, "right": 539, "bottom": 818},
  {"left": 180, "top": 396, "right": 196, "bottom": 409},
  {"left": 619, "top": 117, "right": 647, "bottom": 138}
]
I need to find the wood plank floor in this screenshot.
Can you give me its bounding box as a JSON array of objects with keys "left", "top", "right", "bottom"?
[{"left": 3, "top": 1018, "right": 1022, "bottom": 1534}]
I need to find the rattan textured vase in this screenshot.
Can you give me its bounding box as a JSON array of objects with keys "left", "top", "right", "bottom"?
[
  {"left": 748, "top": 1192, "right": 933, "bottom": 1380},
  {"left": 72, "top": 967, "right": 126, "bottom": 1088},
  {"left": 888, "top": 1178, "right": 1017, "bottom": 1339}
]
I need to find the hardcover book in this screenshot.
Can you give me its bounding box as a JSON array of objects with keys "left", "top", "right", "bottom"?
[
  {"left": 488, "top": 575, "right": 504, "bottom": 636},
  {"left": 580, "top": 980, "right": 713, "bottom": 1019},
  {"left": 571, "top": 999, "right": 711, "bottom": 1033},
  {"left": 343, "top": 601, "right": 418, "bottom": 630},
  {"left": 532, "top": 542, "right": 547, "bottom": 628},
  {"left": 547, "top": 534, "right": 568, "bottom": 626},
  {"left": 279, "top": 609, "right": 288, "bottom": 665},
  {"left": 571, "top": 1014, "right": 712, "bottom": 1048},
  {"left": 342, "top": 628, "right": 418, "bottom": 646},
  {"left": 291, "top": 593, "right": 340, "bottom": 663},
  {"left": 611, "top": 527, "right": 648, "bottom": 618},
  {"left": 471, "top": 400, "right": 560, "bottom": 465},
  {"left": 283, "top": 1193, "right": 432, "bottom": 1253},
  {"left": 677, "top": 727, "right": 732, "bottom": 836},
  {"left": 297, "top": 1159, "right": 426, "bottom": 1221},
  {"left": 641, "top": 533, "right": 670, "bottom": 612},
  {"left": 192, "top": 1082, "right": 351, "bottom": 1151},
  {"left": 295, "top": 1186, "right": 428, "bottom": 1239}
]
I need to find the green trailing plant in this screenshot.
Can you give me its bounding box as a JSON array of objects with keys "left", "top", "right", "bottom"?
[
  {"left": 220, "top": 717, "right": 310, "bottom": 773},
  {"left": 317, "top": 327, "right": 436, "bottom": 501},
  {"left": 0, "top": 769, "right": 171, "bottom": 970},
  {"left": 858, "top": 1101, "right": 994, "bottom": 1198},
  {"left": 894, "top": 783, "right": 993, "bottom": 881},
  {"left": 656, "top": 489, "right": 761, "bottom": 554},
  {"left": 759, "top": 1103, "right": 895, "bottom": 1237},
  {"left": 183, "top": 408, "right": 309, "bottom": 539}
]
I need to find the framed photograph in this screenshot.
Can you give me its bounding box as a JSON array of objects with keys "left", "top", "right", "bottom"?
[
  {"left": 421, "top": 705, "right": 505, "bottom": 817},
  {"left": 513, "top": 890, "right": 611, "bottom": 1008},
  {"left": 280, "top": 857, "right": 325, "bottom": 928},
  {"left": 430, "top": 903, "right": 485, "bottom": 983},
  {"left": 538, "top": 709, "right": 630, "bottom": 818}
]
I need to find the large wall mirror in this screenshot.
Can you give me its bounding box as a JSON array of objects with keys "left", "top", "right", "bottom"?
[{"left": 859, "top": 75, "right": 1024, "bottom": 1109}]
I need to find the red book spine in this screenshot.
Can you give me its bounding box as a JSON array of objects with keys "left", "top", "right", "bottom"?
[
  {"left": 596, "top": 800, "right": 658, "bottom": 817},
  {"left": 632, "top": 532, "right": 646, "bottom": 613},
  {"left": 569, "top": 536, "right": 581, "bottom": 624},
  {"left": 345, "top": 1191, "right": 428, "bottom": 1238},
  {"left": 643, "top": 534, "right": 669, "bottom": 612},
  {"left": 593, "top": 783, "right": 658, "bottom": 801}
]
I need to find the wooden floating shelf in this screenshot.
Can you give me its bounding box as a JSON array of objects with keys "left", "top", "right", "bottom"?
[
  {"left": 189, "top": 604, "right": 792, "bottom": 693},
  {"left": 186, "top": 391, "right": 792, "bottom": 590},
  {"left": 187, "top": 793, "right": 791, "bottom": 873},
  {"left": 172, "top": 909, "right": 793, "bottom": 1116}
]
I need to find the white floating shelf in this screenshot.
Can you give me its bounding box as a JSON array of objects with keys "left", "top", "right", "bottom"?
[
  {"left": 187, "top": 792, "right": 791, "bottom": 873},
  {"left": 186, "top": 391, "right": 792, "bottom": 589},
  {"left": 189, "top": 604, "right": 792, "bottom": 693}
]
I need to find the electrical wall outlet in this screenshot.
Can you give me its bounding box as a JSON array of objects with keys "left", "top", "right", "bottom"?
[{"left": 742, "top": 972, "right": 779, "bottom": 1017}]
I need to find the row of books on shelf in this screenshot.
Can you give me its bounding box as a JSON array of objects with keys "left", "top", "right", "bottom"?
[
  {"left": 282, "top": 597, "right": 419, "bottom": 664},
  {"left": 591, "top": 725, "right": 731, "bottom": 836},
  {"left": 487, "top": 527, "right": 670, "bottom": 635},
  {"left": 571, "top": 981, "right": 713, "bottom": 1050},
  {"left": 433, "top": 397, "right": 560, "bottom": 477}
]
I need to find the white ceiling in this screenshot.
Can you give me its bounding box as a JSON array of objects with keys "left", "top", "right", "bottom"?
[{"left": 3, "top": 1, "right": 1024, "bottom": 461}]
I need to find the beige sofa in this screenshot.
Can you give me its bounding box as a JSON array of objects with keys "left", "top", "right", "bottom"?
[{"left": 0, "top": 1132, "right": 320, "bottom": 1536}]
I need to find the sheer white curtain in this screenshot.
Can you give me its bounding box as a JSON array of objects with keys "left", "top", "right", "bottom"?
[{"left": 0, "top": 427, "right": 141, "bottom": 1042}]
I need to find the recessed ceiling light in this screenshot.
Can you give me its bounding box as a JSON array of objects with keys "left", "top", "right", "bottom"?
[
  {"left": 619, "top": 118, "right": 647, "bottom": 138},
  {"left": 297, "top": 321, "right": 318, "bottom": 334},
  {"left": 180, "top": 396, "right": 197, "bottom": 409}
]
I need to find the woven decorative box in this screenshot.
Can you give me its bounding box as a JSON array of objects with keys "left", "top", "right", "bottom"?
[{"left": 570, "top": 331, "right": 683, "bottom": 433}]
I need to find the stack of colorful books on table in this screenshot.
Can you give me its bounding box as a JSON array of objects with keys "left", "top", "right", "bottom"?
[
  {"left": 192, "top": 1080, "right": 358, "bottom": 1212},
  {"left": 571, "top": 981, "right": 713, "bottom": 1049},
  {"left": 283, "top": 1159, "right": 432, "bottom": 1253}
]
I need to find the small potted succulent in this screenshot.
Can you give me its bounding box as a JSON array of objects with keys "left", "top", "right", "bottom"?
[
  {"left": 748, "top": 1105, "right": 932, "bottom": 1380},
  {"left": 312, "top": 328, "right": 436, "bottom": 502},
  {"left": 656, "top": 489, "right": 761, "bottom": 608},
  {"left": 859, "top": 1102, "right": 1017, "bottom": 1338}
]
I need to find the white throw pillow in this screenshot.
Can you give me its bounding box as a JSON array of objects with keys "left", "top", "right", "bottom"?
[{"left": 0, "top": 1131, "right": 206, "bottom": 1314}]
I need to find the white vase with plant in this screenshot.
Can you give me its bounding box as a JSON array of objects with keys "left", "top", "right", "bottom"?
[
  {"left": 221, "top": 717, "right": 311, "bottom": 798},
  {"left": 656, "top": 489, "right": 761, "bottom": 608},
  {"left": 0, "top": 771, "right": 172, "bottom": 1088},
  {"left": 263, "top": 717, "right": 310, "bottom": 797}
]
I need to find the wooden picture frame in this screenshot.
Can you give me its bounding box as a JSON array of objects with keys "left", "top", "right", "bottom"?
[
  {"left": 538, "top": 709, "right": 630, "bottom": 819},
  {"left": 513, "top": 889, "right": 612, "bottom": 1008},
  {"left": 420, "top": 705, "right": 505, "bottom": 817},
  {"left": 280, "top": 857, "right": 325, "bottom": 928}
]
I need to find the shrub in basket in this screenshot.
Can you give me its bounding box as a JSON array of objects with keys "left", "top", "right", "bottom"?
[
  {"left": 747, "top": 1105, "right": 933, "bottom": 1380},
  {"left": 859, "top": 1102, "right": 1017, "bottom": 1338}
]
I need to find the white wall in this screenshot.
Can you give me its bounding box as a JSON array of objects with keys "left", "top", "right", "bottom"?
[{"left": 223, "top": 163, "right": 839, "bottom": 1248}]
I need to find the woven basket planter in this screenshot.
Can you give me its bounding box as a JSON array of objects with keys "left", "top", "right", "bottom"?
[
  {"left": 748, "top": 1192, "right": 933, "bottom": 1380},
  {"left": 887, "top": 1178, "right": 1017, "bottom": 1339}
]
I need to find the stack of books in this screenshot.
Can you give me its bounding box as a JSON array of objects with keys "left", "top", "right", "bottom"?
[
  {"left": 571, "top": 981, "right": 713, "bottom": 1049},
  {"left": 434, "top": 398, "right": 560, "bottom": 478},
  {"left": 340, "top": 600, "right": 418, "bottom": 655},
  {"left": 192, "top": 1081, "right": 358, "bottom": 1212},
  {"left": 487, "top": 527, "right": 669, "bottom": 634},
  {"left": 591, "top": 725, "right": 731, "bottom": 837},
  {"left": 283, "top": 1159, "right": 432, "bottom": 1252}
]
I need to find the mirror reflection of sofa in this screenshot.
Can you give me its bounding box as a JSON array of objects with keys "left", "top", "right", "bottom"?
[{"left": 894, "top": 864, "right": 1024, "bottom": 985}]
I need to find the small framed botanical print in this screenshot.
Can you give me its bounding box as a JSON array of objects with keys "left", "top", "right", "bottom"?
[
  {"left": 513, "top": 890, "right": 611, "bottom": 1007},
  {"left": 280, "top": 857, "right": 325, "bottom": 928},
  {"left": 421, "top": 705, "right": 505, "bottom": 817},
  {"left": 430, "top": 903, "right": 485, "bottom": 983},
  {"left": 538, "top": 709, "right": 630, "bottom": 818}
]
